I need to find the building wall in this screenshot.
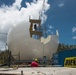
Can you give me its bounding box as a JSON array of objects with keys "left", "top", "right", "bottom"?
[{"left": 53, "top": 49, "right": 76, "bottom": 67}]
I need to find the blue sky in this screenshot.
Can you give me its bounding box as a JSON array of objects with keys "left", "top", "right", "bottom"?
[{"left": 0, "top": 0, "right": 76, "bottom": 46}]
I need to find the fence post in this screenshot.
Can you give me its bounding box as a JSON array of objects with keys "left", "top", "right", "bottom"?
[{"left": 21, "top": 70, "right": 23, "bottom": 75}]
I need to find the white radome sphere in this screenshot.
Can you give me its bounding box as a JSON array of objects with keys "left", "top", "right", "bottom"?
[{"left": 7, "top": 21, "right": 59, "bottom": 61}]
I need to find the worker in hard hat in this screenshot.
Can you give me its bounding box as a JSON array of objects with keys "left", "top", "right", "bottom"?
[{"left": 31, "top": 58, "right": 39, "bottom": 67}]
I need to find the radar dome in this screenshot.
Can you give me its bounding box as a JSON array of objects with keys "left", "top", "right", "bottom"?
[{"left": 7, "top": 21, "right": 59, "bottom": 61}]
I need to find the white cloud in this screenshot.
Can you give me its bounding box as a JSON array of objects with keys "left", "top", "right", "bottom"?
[
  {"left": 72, "top": 36, "right": 76, "bottom": 40},
  {"left": 0, "top": 0, "right": 50, "bottom": 33},
  {"left": 49, "top": 26, "right": 53, "bottom": 29},
  {"left": 72, "top": 26, "right": 76, "bottom": 40},
  {"left": 0, "top": 41, "right": 6, "bottom": 50},
  {"left": 46, "top": 25, "right": 53, "bottom": 35},
  {"left": 0, "top": 0, "right": 50, "bottom": 50},
  {"left": 72, "top": 26, "right": 76, "bottom": 33},
  {"left": 58, "top": 3, "right": 64, "bottom": 7},
  {"left": 13, "top": 0, "right": 22, "bottom": 9}
]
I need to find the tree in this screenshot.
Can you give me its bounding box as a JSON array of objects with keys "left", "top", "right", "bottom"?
[{"left": 57, "top": 43, "right": 76, "bottom": 52}]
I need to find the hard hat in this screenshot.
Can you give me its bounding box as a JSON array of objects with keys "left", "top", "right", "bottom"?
[{"left": 35, "top": 59, "right": 38, "bottom": 61}]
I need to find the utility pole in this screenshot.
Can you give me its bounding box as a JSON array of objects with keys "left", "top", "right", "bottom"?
[
  {"left": 18, "top": 52, "right": 20, "bottom": 65},
  {"left": 8, "top": 50, "right": 11, "bottom": 67}
]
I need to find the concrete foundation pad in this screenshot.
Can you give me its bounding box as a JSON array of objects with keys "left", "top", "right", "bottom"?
[{"left": 0, "top": 67, "right": 76, "bottom": 75}]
